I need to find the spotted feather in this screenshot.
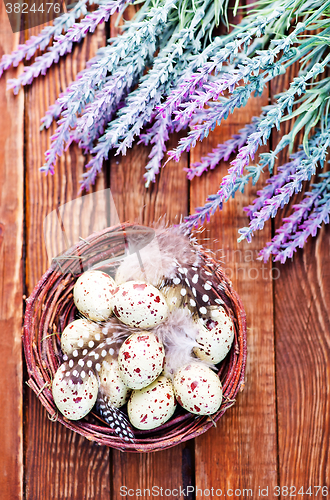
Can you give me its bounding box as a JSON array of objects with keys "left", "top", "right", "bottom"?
[
  {"left": 96, "top": 393, "right": 135, "bottom": 442},
  {"left": 170, "top": 257, "right": 227, "bottom": 315}
]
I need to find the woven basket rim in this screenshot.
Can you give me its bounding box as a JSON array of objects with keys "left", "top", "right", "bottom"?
[{"left": 23, "top": 222, "right": 247, "bottom": 452}]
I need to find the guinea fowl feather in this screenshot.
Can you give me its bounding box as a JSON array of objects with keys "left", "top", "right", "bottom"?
[{"left": 96, "top": 393, "right": 135, "bottom": 443}]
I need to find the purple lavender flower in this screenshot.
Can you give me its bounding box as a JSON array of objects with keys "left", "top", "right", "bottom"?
[
  {"left": 141, "top": 110, "right": 175, "bottom": 187},
  {"left": 157, "top": 5, "right": 290, "bottom": 120},
  {"left": 258, "top": 171, "right": 330, "bottom": 263},
  {"left": 41, "top": 0, "right": 176, "bottom": 175},
  {"left": 186, "top": 117, "right": 260, "bottom": 180},
  {"left": 74, "top": 62, "right": 142, "bottom": 151},
  {"left": 168, "top": 77, "right": 263, "bottom": 166},
  {"left": 7, "top": 0, "right": 132, "bottom": 94},
  {"left": 238, "top": 129, "right": 330, "bottom": 243},
  {"left": 0, "top": 0, "right": 90, "bottom": 78},
  {"left": 244, "top": 149, "right": 306, "bottom": 218},
  {"left": 81, "top": 3, "right": 206, "bottom": 190},
  {"left": 265, "top": 195, "right": 330, "bottom": 263},
  {"left": 167, "top": 19, "right": 319, "bottom": 173}
]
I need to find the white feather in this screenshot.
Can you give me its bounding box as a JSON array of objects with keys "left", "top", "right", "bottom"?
[
  {"left": 115, "top": 236, "right": 168, "bottom": 286},
  {"left": 114, "top": 226, "right": 201, "bottom": 286},
  {"left": 153, "top": 308, "right": 214, "bottom": 379}
]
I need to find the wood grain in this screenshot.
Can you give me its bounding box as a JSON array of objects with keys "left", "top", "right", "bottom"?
[
  {"left": 8, "top": 2, "right": 329, "bottom": 498},
  {"left": 275, "top": 227, "right": 330, "bottom": 491},
  {"left": 190, "top": 94, "right": 278, "bottom": 497},
  {"left": 272, "top": 68, "right": 330, "bottom": 491},
  {"left": 109, "top": 9, "right": 194, "bottom": 497},
  {"left": 24, "top": 22, "right": 112, "bottom": 500},
  {"left": 0, "top": 5, "right": 24, "bottom": 500}
]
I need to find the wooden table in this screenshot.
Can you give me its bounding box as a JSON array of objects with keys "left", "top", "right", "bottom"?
[{"left": 1, "top": 4, "right": 329, "bottom": 499}]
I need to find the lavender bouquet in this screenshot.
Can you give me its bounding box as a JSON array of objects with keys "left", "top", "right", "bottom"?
[{"left": 2, "top": 0, "right": 330, "bottom": 263}]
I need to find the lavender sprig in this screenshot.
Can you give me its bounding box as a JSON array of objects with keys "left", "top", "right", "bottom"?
[
  {"left": 41, "top": 0, "right": 177, "bottom": 175},
  {"left": 168, "top": 1, "right": 330, "bottom": 169},
  {"left": 81, "top": 3, "right": 207, "bottom": 189},
  {"left": 141, "top": 103, "right": 192, "bottom": 186},
  {"left": 276, "top": 198, "right": 330, "bottom": 262},
  {"left": 182, "top": 121, "right": 330, "bottom": 233},
  {"left": 74, "top": 38, "right": 156, "bottom": 150},
  {"left": 168, "top": 22, "right": 323, "bottom": 168},
  {"left": 259, "top": 172, "right": 330, "bottom": 263},
  {"left": 7, "top": 0, "right": 132, "bottom": 94},
  {"left": 244, "top": 127, "right": 325, "bottom": 218},
  {"left": 0, "top": 0, "right": 91, "bottom": 78},
  {"left": 244, "top": 151, "right": 306, "bottom": 218},
  {"left": 157, "top": 2, "right": 293, "bottom": 119},
  {"left": 186, "top": 117, "right": 260, "bottom": 180},
  {"left": 238, "top": 128, "right": 330, "bottom": 242},
  {"left": 74, "top": 70, "right": 133, "bottom": 152},
  {"left": 40, "top": 0, "right": 167, "bottom": 131},
  {"left": 221, "top": 57, "right": 330, "bottom": 196},
  {"left": 168, "top": 76, "right": 267, "bottom": 162},
  {"left": 40, "top": 102, "right": 63, "bottom": 130},
  {"left": 182, "top": 161, "right": 265, "bottom": 230},
  {"left": 141, "top": 110, "right": 175, "bottom": 187},
  {"left": 259, "top": 191, "right": 320, "bottom": 262},
  {"left": 171, "top": 26, "right": 300, "bottom": 127},
  {"left": 172, "top": 72, "right": 238, "bottom": 125}
]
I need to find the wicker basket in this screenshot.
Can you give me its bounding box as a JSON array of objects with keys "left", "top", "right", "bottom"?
[{"left": 23, "top": 223, "right": 247, "bottom": 452}]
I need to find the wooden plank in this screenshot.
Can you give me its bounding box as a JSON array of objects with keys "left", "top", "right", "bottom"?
[
  {"left": 0, "top": 5, "right": 24, "bottom": 500},
  {"left": 275, "top": 228, "right": 330, "bottom": 492},
  {"left": 109, "top": 9, "right": 193, "bottom": 498},
  {"left": 24, "top": 22, "right": 112, "bottom": 500},
  {"left": 272, "top": 69, "right": 330, "bottom": 492},
  {"left": 110, "top": 139, "right": 192, "bottom": 499},
  {"left": 191, "top": 94, "right": 278, "bottom": 496}
]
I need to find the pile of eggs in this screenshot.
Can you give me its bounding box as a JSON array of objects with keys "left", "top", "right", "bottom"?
[{"left": 52, "top": 268, "right": 235, "bottom": 432}]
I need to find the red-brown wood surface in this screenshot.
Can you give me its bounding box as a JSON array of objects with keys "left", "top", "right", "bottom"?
[
  {"left": 0, "top": 4, "right": 329, "bottom": 500},
  {"left": 0, "top": 4, "right": 24, "bottom": 500},
  {"left": 190, "top": 96, "right": 278, "bottom": 498},
  {"left": 23, "top": 19, "right": 112, "bottom": 500},
  {"left": 272, "top": 69, "right": 330, "bottom": 495}
]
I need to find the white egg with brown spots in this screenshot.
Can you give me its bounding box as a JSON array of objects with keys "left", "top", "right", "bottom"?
[
  {"left": 194, "top": 307, "right": 235, "bottom": 364},
  {"left": 98, "top": 359, "right": 131, "bottom": 408},
  {"left": 118, "top": 332, "right": 165, "bottom": 389},
  {"left": 128, "top": 375, "right": 176, "bottom": 430},
  {"left": 61, "top": 318, "right": 102, "bottom": 355},
  {"left": 173, "top": 363, "right": 222, "bottom": 415},
  {"left": 112, "top": 281, "right": 168, "bottom": 328},
  {"left": 52, "top": 363, "right": 98, "bottom": 420},
  {"left": 73, "top": 270, "right": 116, "bottom": 321}
]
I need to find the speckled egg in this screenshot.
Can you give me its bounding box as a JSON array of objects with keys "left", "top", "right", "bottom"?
[
  {"left": 98, "top": 359, "right": 131, "bottom": 408},
  {"left": 118, "top": 332, "right": 165, "bottom": 389},
  {"left": 128, "top": 375, "right": 176, "bottom": 430},
  {"left": 61, "top": 318, "right": 102, "bottom": 355},
  {"left": 73, "top": 270, "right": 116, "bottom": 321},
  {"left": 112, "top": 281, "right": 168, "bottom": 328},
  {"left": 194, "top": 307, "right": 235, "bottom": 364},
  {"left": 52, "top": 363, "right": 98, "bottom": 420},
  {"left": 173, "top": 363, "right": 222, "bottom": 415}
]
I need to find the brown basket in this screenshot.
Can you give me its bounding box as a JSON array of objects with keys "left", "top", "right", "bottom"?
[{"left": 23, "top": 223, "right": 247, "bottom": 452}]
